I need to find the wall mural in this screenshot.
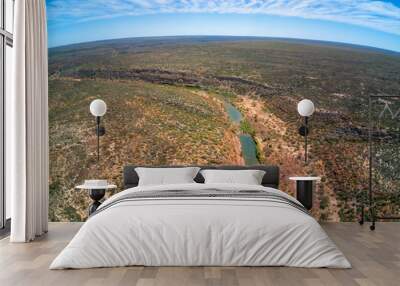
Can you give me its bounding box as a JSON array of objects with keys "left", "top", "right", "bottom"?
[
  {"left": 46, "top": 0, "right": 400, "bottom": 222},
  {"left": 369, "top": 97, "right": 400, "bottom": 222}
]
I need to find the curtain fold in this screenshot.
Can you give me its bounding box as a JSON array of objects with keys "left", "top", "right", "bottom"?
[{"left": 9, "top": 0, "right": 49, "bottom": 242}]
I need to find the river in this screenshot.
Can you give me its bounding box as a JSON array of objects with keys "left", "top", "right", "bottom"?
[{"left": 223, "top": 102, "right": 259, "bottom": 165}]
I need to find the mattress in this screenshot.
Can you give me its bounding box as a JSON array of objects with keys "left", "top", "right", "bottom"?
[{"left": 50, "top": 183, "right": 351, "bottom": 269}]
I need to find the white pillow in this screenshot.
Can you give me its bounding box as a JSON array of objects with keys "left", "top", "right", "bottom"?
[
  {"left": 200, "top": 169, "right": 266, "bottom": 185},
  {"left": 135, "top": 167, "right": 200, "bottom": 186}
]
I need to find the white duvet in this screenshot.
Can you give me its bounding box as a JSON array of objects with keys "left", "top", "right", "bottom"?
[{"left": 50, "top": 183, "right": 351, "bottom": 269}]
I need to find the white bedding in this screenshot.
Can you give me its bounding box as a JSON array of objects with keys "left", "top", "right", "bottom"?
[{"left": 50, "top": 183, "right": 351, "bottom": 269}]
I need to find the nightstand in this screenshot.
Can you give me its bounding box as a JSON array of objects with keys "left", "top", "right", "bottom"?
[
  {"left": 289, "top": 176, "right": 321, "bottom": 210},
  {"left": 76, "top": 183, "right": 117, "bottom": 215}
]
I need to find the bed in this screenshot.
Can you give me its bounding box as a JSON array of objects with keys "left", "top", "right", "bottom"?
[{"left": 50, "top": 165, "right": 351, "bottom": 269}]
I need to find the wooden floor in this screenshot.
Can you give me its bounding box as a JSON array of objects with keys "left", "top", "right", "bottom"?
[{"left": 0, "top": 222, "right": 399, "bottom": 286}]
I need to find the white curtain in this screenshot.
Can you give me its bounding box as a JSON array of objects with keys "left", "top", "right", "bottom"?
[{"left": 8, "top": 0, "right": 49, "bottom": 242}]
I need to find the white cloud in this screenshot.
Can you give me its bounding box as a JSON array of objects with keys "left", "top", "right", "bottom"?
[{"left": 46, "top": 0, "right": 400, "bottom": 35}]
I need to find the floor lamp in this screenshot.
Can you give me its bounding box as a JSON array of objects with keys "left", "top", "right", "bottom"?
[
  {"left": 86, "top": 99, "right": 108, "bottom": 214},
  {"left": 90, "top": 99, "right": 107, "bottom": 168},
  {"left": 297, "top": 99, "right": 315, "bottom": 163}
]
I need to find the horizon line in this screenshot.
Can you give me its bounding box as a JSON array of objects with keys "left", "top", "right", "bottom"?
[{"left": 48, "top": 34, "right": 400, "bottom": 55}]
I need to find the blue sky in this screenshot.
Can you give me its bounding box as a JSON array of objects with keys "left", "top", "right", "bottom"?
[{"left": 46, "top": 0, "right": 400, "bottom": 52}]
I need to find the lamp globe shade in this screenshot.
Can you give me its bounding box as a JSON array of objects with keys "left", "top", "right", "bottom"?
[
  {"left": 90, "top": 99, "right": 107, "bottom": 117},
  {"left": 297, "top": 99, "right": 315, "bottom": 117}
]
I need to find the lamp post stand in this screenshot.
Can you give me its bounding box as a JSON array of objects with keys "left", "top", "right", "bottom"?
[
  {"left": 298, "top": 116, "right": 310, "bottom": 164},
  {"left": 94, "top": 116, "right": 105, "bottom": 173},
  {"left": 304, "top": 116, "right": 308, "bottom": 164},
  {"left": 96, "top": 116, "right": 100, "bottom": 163}
]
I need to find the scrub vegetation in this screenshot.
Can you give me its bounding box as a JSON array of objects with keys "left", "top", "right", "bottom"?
[{"left": 49, "top": 36, "right": 400, "bottom": 221}]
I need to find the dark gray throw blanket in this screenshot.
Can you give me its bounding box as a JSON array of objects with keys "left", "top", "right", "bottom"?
[{"left": 91, "top": 189, "right": 308, "bottom": 217}]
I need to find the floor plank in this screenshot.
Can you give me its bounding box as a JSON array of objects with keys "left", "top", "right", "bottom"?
[{"left": 0, "top": 222, "right": 398, "bottom": 286}]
